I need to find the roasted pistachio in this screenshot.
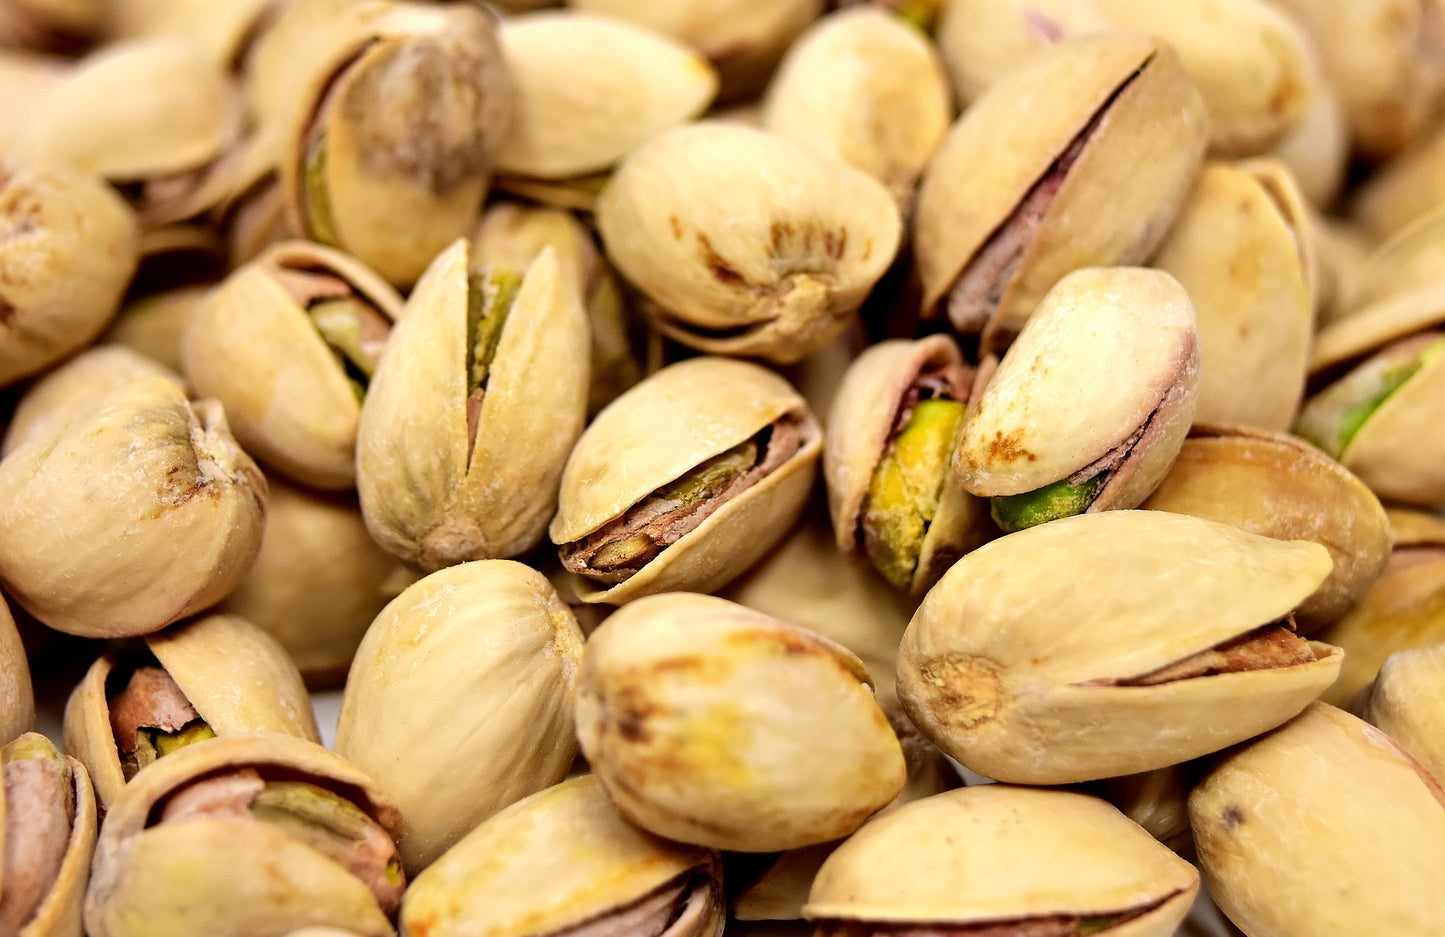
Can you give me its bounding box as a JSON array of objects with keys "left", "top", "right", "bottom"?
[
  {"left": 576, "top": 593, "right": 905, "bottom": 852},
  {"left": 898, "top": 511, "right": 1342, "bottom": 784},
  {"left": 551, "top": 357, "right": 821, "bottom": 604},
  {"left": 1266, "top": 52, "right": 1350, "bottom": 208},
  {"left": 1091, "top": 764, "right": 1198, "bottom": 858},
  {"left": 1350, "top": 203, "right": 1445, "bottom": 310},
  {"left": 1354, "top": 118, "right": 1445, "bottom": 242},
  {"left": 107, "top": 0, "right": 279, "bottom": 70},
  {"left": 1361, "top": 644, "right": 1445, "bottom": 784},
  {"left": 935, "top": 0, "right": 1110, "bottom": 107},
  {"left": 0, "top": 593, "right": 33, "bottom": 750}
]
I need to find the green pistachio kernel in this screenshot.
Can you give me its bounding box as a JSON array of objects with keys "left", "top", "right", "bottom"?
[
  {"left": 303, "top": 133, "right": 340, "bottom": 247},
  {"left": 466, "top": 268, "right": 524, "bottom": 395},
  {"left": 1296, "top": 335, "right": 1445, "bottom": 458},
  {"left": 151, "top": 722, "right": 216, "bottom": 757},
  {"left": 251, "top": 780, "right": 403, "bottom": 888},
  {"left": 990, "top": 473, "right": 1107, "bottom": 534},
  {"left": 310, "top": 298, "right": 385, "bottom": 400}
]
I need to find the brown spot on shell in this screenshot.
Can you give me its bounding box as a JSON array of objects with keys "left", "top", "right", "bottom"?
[
  {"left": 669, "top": 215, "right": 683, "bottom": 240},
  {"left": 986, "top": 429, "right": 1037, "bottom": 463},
  {"left": 0, "top": 293, "right": 13, "bottom": 327},
  {"left": 1221, "top": 804, "right": 1245, "bottom": 829},
  {"left": 911, "top": 653, "right": 1002, "bottom": 730},
  {"left": 696, "top": 232, "right": 745, "bottom": 286}
]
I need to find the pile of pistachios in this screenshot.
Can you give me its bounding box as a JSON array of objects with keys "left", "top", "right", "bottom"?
[{"left": 3, "top": 0, "right": 1445, "bottom": 935}]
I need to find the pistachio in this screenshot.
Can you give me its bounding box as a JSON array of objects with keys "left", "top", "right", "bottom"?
[
  {"left": 956, "top": 268, "right": 1199, "bottom": 533},
  {"left": 804, "top": 786, "right": 1199, "bottom": 937},
  {"left": 0, "top": 0, "right": 105, "bottom": 51},
  {"left": 551, "top": 357, "right": 820, "bottom": 604},
  {"left": 107, "top": 0, "right": 279, "bottom": 71},
  {"left": 935, "top": 0, "right": 1110, "bottom": 107},
  {"left": 898, "top": 511, "right": 1342, "bottom": 784},
  {"left": 0, "top": 50, "right": 66, "bottom": 156},
  {"left": 576, "top": 593, "right": 905, "bottom": 852},
  {"left": 1310, "top": 214, "right": 1375, "bottom": 325},
  {"left": 1352, "top": 204, "right": 1445, "bottom": 309},
  {"left": 1266, "top": 53, "right": 1350, "bottom": 208},
  {"left": 1190, "top": 703, "right": 1445, "bottom": 936},
  {"left": 1090, "top": 764, "right": 1198, "bottom": 858},
  {"left": 0, "top": 593, "right": 33, "bottom": 747},
  {"left": 1354, "top": 118, "right": 1445, "bottom": 242},
  {"left": 1361, "top": 644, "right": 1445, "bottom": 784}
]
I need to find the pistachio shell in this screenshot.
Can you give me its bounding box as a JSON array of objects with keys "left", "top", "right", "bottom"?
[
  {"left": 1385, "top": 506, "right": 1445, "bottom": 547},
  {"left": 1362, "top": 645, "right": 1445, "bottom": 785},
  {"left": 595, "top": 122, "right": 901, "bottom": 364},
  {"left": 804, "top": 786, "right": 1198, "bottom": 935},
  {"left": 1092, "top": 764, "right": 1197, "bottom": 857},
  {"left": 336, "top": 560, "right": 585, "bottom": 873},
  {"left": 0, "top": 0, "right": 105, "bottom": 49},
  {"left": 1310, "top": 214, "right": 1375, "bottom": 325},
  {"left": 0, "top": 377, "right": 267, "bottom": 638},
  {"left": 0, "top": 595, "right": 32, "bottom": 746},
  {"left": 0, "top": 51, "right": 65, "bottom": 156},
  {"left": 1352, "top": 204, "right": 1445, "bottom": 308},
  {"left": 108, "top": 0, "right": 276, "bottom": 69},
  {"left": 401, "top": 775, "right": 722, "bottom": 937},
  {"left": 898, "top": 511, "right": 1340, "bottom": 783},
  {"left": 1190, "top": 703, "right": 1445, "bottom": 937},
  {"left": 576, "top": 593, "right": 905, "bottom": 852},
  {"left": 1354, "top": 118, "right": 1445, "bottom": 241},
  {"left": 1266, "top": 56, "right": 1349, "bottom": 207},
  {"left": 935, "top": 0, "right": 1109, "bottom": 106}
]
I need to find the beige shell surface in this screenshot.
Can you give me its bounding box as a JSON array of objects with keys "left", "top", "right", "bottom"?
[
  {"left": 1386, "top": 507, "right": 1445, "bottom": 547},
  {"left": 934, "top": 0, "right": 1109, "bottom": 106},
  {"left": 496, "top": 12, "right": 717, "bottom": 179},
  {"left": 1363, "top": 645, "right": 1445, "bottom": 785},
  {"left": 1354, "top": 118, "right": 1445, "bottom": 241},
  {"left": 1308, "top": 280, "right": 1445, "bottom": 371},
  {"left": 0, "top": 378, "right": 266, "bottom": 638},
  {"left": 401, "top": 775, "right": 718, "bottom": 937},
  {"left": 109, "top": 0, "right": 275, "bottom": 67},
  {"left": 2, "top": 738, "right": 98, "bottom": 937},
  {"left": 595, "top": 122, "right": 900, "bottom": 364},
  {"left": 0, "top": 594, "right": 33, "bottom": 746},
  {"left": 1267, "top": 58, "right": 1349, "bottom": 208},
  {"left": 576, "top": 593, "right": 905, "bottom": 852},
  {"left": 1352, "top": 204, "right": 1445, "bottom": 308},
  {"left": 89, "top": 287, "right": 204, "bottom": 377},
  {"left": 804, "top": 785, "right": 1197, "bottom": 931},
  {"left": 1189, "top": 703, "right": 1445, "bottom": 936},
  {"left": 336, "top": 560, "right": 585, "bottom": 873},
  {"left": 957, "top": 267, "right": 1199, "bottom": 500}
]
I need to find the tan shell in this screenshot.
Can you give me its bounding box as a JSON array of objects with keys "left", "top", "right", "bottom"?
[
  {"left": 914, "top": 33, "right": 1207, "bottom": 351},
  {"left": 0, "top": 166, "right": 139, "bottom": 388},
  {"left": 957, "top": 267, "right": 1199, "bottom": 509},
  {"left": 935, "top": 0, "right": 1110, "bottom": 106},
  {"left": 1266, "top": 54, "right": 1350, "bottom": 207},
  {"left": 760, "top": 6, "right": 952, "bottom": 208},
  {"left": 0, "top": 51, "right": 66, "bottom": 157},
  {"left": 1385, "top": 506, "right": 1445, "bottom": 547},
  {"left": 108, "top": 0, "right": 276, "bottom": 69},
  {"left": 336, "top": 560, "right": 585, "bottom": 873},
  {"left": 84, "top": 734, "right": 403, "bottom": 937},
  {"left": 1362, "top": 644, "right": 1445, "bottom": 785},
  {"left": 62, "top": 613, "right": 321, "bottom": 811},
  {"left": 897, "top": 510, "right": 1341, "bottom": 784},
  {"left": 595, "top": 122, "right": 901, "bottom": 365},
  {"left": 1351, "top": 203, "right": 1445, "bottom": 309},
  {"left": 576, "top": 593, "right": 905, "bottom": 852},
  {"left": 495, "top": 12, "right": 717, "bottom": 180},
  {"left": 401, "top": 775, "right": 722, "bottom": 937},
  {"left": 0, "top": 0, "right": 106, "bottom": 48},
  {"left": 0, "top": 377, "right": 267, "bottom": 638},
  {"left": 0, "top": 594, "right": 33, "bottom": 747},
  {"left": 1354, "top": 118, "right": 1445, "bottom": 241},
  {"left": 1092, "top": 764, "right": 1196, "bottom": 858},
  {"left": 804, "top": 785, "right": 1198, "bottom": 935},
  {"left": 550, "top": 357, "right": 821, "bottom": 604},
  {"left": 1142, "top": 424, "right": 1391, "bottom": 634},
  {"left": 357, "top": 238, "right": 588, "bottom": 570},
  {"left": 1190, "top": 703, "right": 1445, "bottom": 936},
  {"left": 1310, "top": 214, "right": 1375, "bottom": 325}
]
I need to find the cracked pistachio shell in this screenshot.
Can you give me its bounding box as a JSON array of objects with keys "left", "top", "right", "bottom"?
[
  {"left": 935, "top": 0, "right": 1110, "bottom": 106},
  {"left": 62, "top": 612, "right": 320, "bottom": 811},
  {"left": 1190, "top": 703, "right": 1445, "bottom": 937},
  {"left": 1152, "top": 162, "right": 1311, "bottom": 430},
  {"left": 957, "top": 268, "right": 1200, "bottom": 512},
  {"left": 1362, "top": 645, "right": 1445, "bottom": 785},
  {"left": 576, "top": 593, "right": 905, "bottom": 852},
  {"left": 1143, "top": 424, "right": 1391, "bottom": 634},
  {"left": 824, "top": 336, "right": 989, "bottom": 594},
  {"left": 84, "top": 734, "right": 403, "bottom": 937},
  {"left": 401, "top": 775, "right": 723, "bottom": 937},
  {"left": 0, "top": 165, "right": 139, "bottom": 388},
  {"left": 336, "top": 560, "right": 585, "bottom": 873},
  {"left": 760, "top": 7, "right": 951, "bottom": 209},
  {"left": 550, "top": 357, "right": 821, "bottom": 605},
  {"left": 898, "top": 511, "right": 1341, "bottom": 784},
  {"left": 183, "top": 241, "right": 401, "bottom": 490},
  {"left": 0, "top": 594, "right": 32, "bottom": 745},
  {"left": 496, "top": 12, "right": 717, "bottom": 180},
  {"left": 915, "top": 33, "right": 1206, "bottom": 352},
  {"left": 357, "top": 238, "right": 588, "bottom": 571},
  {"left": 596, "top": 122, "right": 901, "bottom": 365},
  {"left": 0, "top": 377, "right": 267, "bottom": 638},
  {"left": 1, "top": 733, "right": 98, "bottom": 937},
  {"left": 804, "top": 786, "right": 1198, "bottom": 937}
]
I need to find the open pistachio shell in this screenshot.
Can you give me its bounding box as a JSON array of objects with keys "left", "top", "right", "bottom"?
[
  {"left": 401, "top": 775, "right": 723, "bottom": 937},
  {"left": 1190, "top": 703, "right": 1445, "bottom": 937},
  {"left": 898, "top": 511, "right": 1341, "bottom": 784},
  {"left": 1, "top": 733, "right": 98, "bottom": 937},
  {"left": 85, "top": 735, "right": 404, "bottom": 937},
  {"left": 1362, "top": 644, "right": 1445, "bottom": 785},
  {"left": 62, "top": 613, "right": 320, "bottom": 811},
  {"left": 804, "top": 786, "right": 1198, "bottom": 937},
  {"left": 576, "top": 593, "right": 905, "bottom": 852},
  {"left": 595, "top": 122, "right": 901, "bottom": 364},
  {"left": 0, "top": 377, "right": 267, "bottom": 638},
  {"left": 914, "top": 33, "right": 1207, "bottom": 353},
  {"left": 0, "top": 594, "right": 33, "bottom": 746},
  {"left": 957, "top": 268, "right": 1199, "bottom": 531},
  {"left": 337, "top": 560, "right": 584, "bottom": 873},
  {"left": 550, "top": 357, "right": 821, "bottom": 605},
  {"left": 1143, "top": 424, "right": 1391, "bottom": 634}
]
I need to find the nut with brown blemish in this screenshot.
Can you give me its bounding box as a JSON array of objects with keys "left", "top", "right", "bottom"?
[
  {"left": 1361, "top": 644, "right": 1445, "bottom": 786},
  {"left": 575, "top": 592, "right": 905, "bottom": 852}
]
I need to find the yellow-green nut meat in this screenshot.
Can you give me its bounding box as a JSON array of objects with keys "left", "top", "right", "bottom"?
[
  {"left": 551, "top": 357, "right": 821, "bottom": 604},
  {"left": 804, "top": 786, "right": 1199, "bottom": 937},
  {"left": 575, "top": 593, "right": 905, "bottom": 852},
  {"left": 336, "top": 560, "right": 585, "bottom": 873},
  {"left": 1190, "top": 703, "right": 1445, "bottom": 937},
  {"left": 401, "top": 775, "right": 724, "bottom": 937},
  {"left": 957, "top": 268, "right": 1199, "bottom": 534},
  {"left": 1361, "top": 644, "right": 1445, "bottom": 785},
  {"left": 897, "top": 511, "right": 1342, "bottom": 784}
]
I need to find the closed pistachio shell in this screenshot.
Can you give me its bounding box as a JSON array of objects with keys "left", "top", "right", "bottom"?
[
  {"left": 898, "top": 511, "right": 1341, "bottom": 784},
  {"left": 1361, "top": 645, "right": 1445, "bottom": 784},
  {"left": 804, "top": 786, "right": 1198, "bottom": 937},
  {"left": 1190, "top": 703, "right": 1445, "bottom": 937},
  {"left": 550, "top": 357, "right": 821, "bottom": 604},
  {"left": 401, "top": 775, "right": 723, "bottom": 937},
  {"left": 0, "top": 377, "right": 267, "bottom": 638},
  {"left": 0, "top": 594, "right": 33, "bottom": 746},
  {"left": 595, "top": 122, "right": 901, "bottom": 364},
  {"left": 935, "top": 0, "right": 1110, "bottom": 106},
  {"left": 336, "top": 560, "right": 585, "bottom": 873},
  {"left": 576, "top": 593, "right": 905, "bottom": 852}
]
